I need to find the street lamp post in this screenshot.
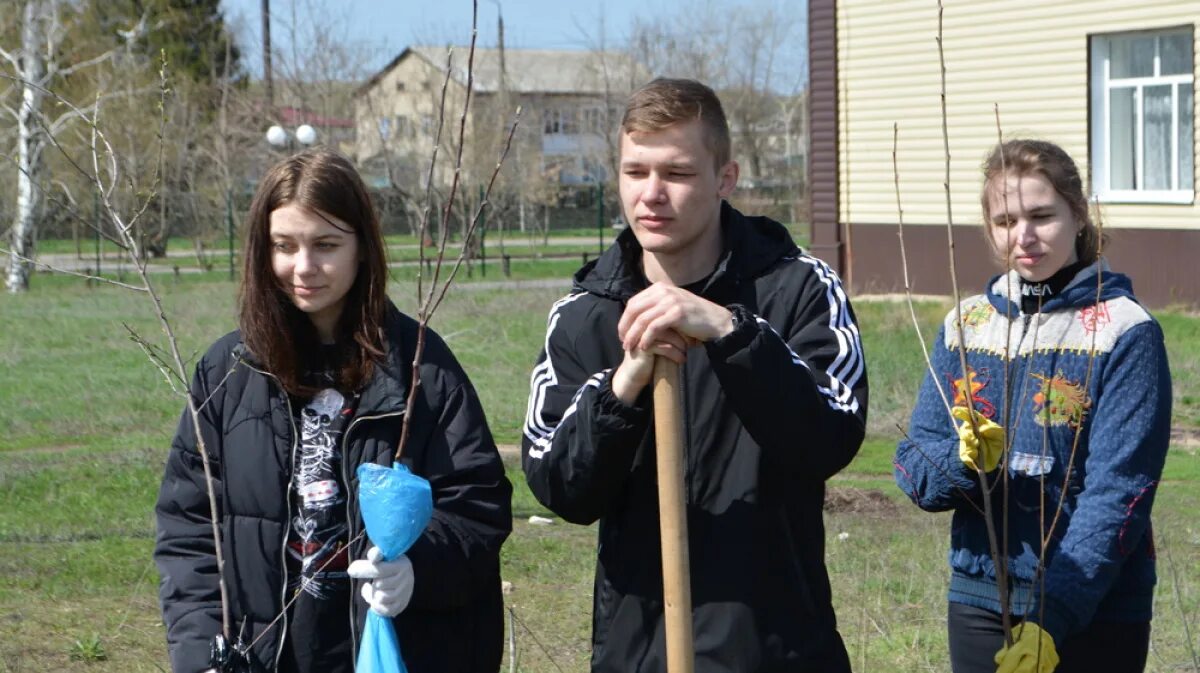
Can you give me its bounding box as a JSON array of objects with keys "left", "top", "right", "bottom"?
[
  {"left": 227, "top": 123, "right": 320, "bottom": 281},
  {"left": 266, "top": 123, "right": 318, "bottom": 151}
]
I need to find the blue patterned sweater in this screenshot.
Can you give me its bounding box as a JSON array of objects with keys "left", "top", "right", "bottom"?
[{"left": 893, "top": 263, "right": 1172, "bottom": 645}]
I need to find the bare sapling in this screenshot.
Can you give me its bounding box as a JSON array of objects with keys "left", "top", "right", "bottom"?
[
  {"left": 892, "top": 122, "right": 951, "bottom": 419},
  {"left": 0, "top": 54, "right": 239, "bottom": 644},
  {"left": 895, "top": 6, "right": 1134, "bottom": 664},
  {"left": 891, "top": 123, "right": 990, "bottom": 519},
  {"left": 0, "top": 2, "right": 526, "bottom": 667},
  {"left": 389, "top": 0, "right": 522, "bottom": 466},
  {"left": 932, "top": 3, "right": 1014, "bottom": 639}
]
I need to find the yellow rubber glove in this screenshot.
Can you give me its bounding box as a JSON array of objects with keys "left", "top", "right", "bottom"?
[
  {"left": 951, "top": 406, "right": 1004, "bottom": 472},
  {"left": 995, "top": 622, "right": 1060, "bottom": 673}
]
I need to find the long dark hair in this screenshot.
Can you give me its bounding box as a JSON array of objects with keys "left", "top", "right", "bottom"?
[
  {"left": 239, "top": 148, "right": 389, "bottom": 396},
  {"left": 981, "top": 139, "right": 1105, "bottom": 265}
]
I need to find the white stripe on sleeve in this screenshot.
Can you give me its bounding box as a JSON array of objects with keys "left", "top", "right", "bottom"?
[{"left": 523, "top": 292, "right": 602, "bottom": 460}]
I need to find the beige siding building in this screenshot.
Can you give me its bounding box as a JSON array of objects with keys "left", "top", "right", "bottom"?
[
  {"left": 355, "top": 46, "right": 645, "bottom": 191},
  {"left": 809, "top": 0, "right": 1198, "bottom": 306}
]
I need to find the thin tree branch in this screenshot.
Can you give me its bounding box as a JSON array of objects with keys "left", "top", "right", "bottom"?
[
  {"left": 0, "top": 43, "right": 19, "bottom": 71},
  {"left": 896, "top": 424, "right": 987, "bottom": 518},
  {"left": 246, "top": 530, "right": 367, "bottom": 652},
  {"left": 0, "top": 149, "right": 129, "bottom": 249},
  {"left": 393, "top": 1, "right": 482, "bottom": 466},
  {"left": 54, "top": 48, "right": 116, "bottom": 80},
  {"left": 891, "top": 122, "right": 952, "bottom": 418},
  {"left": 413, "top": 47, "right": 456, "bottom": 302},
  {"left": 0, "top": 247, "right": 147, "bottom": 291},
  {"left": 430, "top": 108, "right": 522, "bottom": 316},
  {"left": 1159, "top": 529, "right": 1200, "bottom": 670},
  {"left": 936, "top": 0, "right": 1011, "bottom": 641},
  {"left": 124, "top": 323, "right": 186, "bottom": 392}
]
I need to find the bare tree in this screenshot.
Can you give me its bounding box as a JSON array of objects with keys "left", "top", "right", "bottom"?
[
  {"left": 623, "top": 1, "right": 808, "bottom": 222},
  {"left": 1, "top": 0, "right": 122, "bottom": 292}
]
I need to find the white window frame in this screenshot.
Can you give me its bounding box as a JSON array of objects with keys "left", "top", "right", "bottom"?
[
  {"left": 543, "top": 108, "right": 582, "bottom": 136},
  {"left": 543, "top": 109, "right": 561, "bottom": 135},
  {"left": 1089, "top": 27, "right": 1195, "bottom": 204}
]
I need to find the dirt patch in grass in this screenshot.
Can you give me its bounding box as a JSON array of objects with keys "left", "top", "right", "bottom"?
[
  {"left": 1170, "top": 427, "right": 1200, "bottom": 448},
  {"left": 504, "top": 446, "right": 904, "bottom": 519},
  {"left": 497, "top": 443, "right": 521, "bottom": 462},
  {"left": 824, "top": 487, "right": 901, "bottom": 516}
]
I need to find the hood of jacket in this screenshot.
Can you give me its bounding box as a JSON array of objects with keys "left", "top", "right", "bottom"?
[
  {"left": 573, "top": 200, "right": 800, "bottom": 301},
  {"left": 984, "top": 259, "right": 1137, "bottom": 315}
]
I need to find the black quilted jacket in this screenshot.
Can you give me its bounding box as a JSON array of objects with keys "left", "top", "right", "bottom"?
[{"left": 155, "top": 303, "right": 511, "bottom": 672}]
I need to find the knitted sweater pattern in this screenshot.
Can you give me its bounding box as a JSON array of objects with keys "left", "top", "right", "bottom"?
[{"left": 894, "top": 265, "right": 1172, "bottom": 644}]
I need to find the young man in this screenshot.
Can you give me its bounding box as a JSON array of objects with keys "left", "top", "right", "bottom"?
[{"left": 522, "top": 78, "right": 868, "bottom": 672}]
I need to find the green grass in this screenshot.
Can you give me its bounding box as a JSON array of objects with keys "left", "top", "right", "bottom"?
[
  {"left": 1158, "top": 310, "right": 1200, "bottom": 430},
  {"left": 1, "top": 279, "right": 1197, "bottom": 671}
]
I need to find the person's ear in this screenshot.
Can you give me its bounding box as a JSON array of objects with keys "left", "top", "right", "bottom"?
[{"left": 717, "top": 160, "right": 739, "bottom": 198}]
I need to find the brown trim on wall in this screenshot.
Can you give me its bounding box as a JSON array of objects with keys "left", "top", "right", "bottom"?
[
  {"left": 808, "top": 0, "right": 841, "bottom": 273},
  {"left": 848, "top": 223, "right": 1200, "bottom": 308}
]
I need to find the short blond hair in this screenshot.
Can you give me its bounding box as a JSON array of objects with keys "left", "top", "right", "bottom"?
[{"left": 621, "top": 78, "right": 731, "bottom": 171}]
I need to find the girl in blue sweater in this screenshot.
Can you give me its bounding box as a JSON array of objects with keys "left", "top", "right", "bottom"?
[{"left": 894, "top": 139, "right": 1172, "bottom": 673}]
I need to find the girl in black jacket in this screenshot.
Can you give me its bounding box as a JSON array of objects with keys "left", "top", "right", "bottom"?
[{"left": 154, "top": 148, "right": 512, "bottom": 673}]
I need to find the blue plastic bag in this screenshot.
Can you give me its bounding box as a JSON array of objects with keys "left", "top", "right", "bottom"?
[{"left": 355, "top": 462, "right": 433, "bottom": 673}]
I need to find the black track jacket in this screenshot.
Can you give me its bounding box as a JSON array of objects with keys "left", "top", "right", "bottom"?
[
  {"left": 155, "top": 303, "right": 512, "bottom": 672},
  {"left": 522, "top": 203, "right": 868, "bottom": 672}
]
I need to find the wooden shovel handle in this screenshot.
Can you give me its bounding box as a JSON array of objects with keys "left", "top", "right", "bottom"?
[{"left": 653, "top": 356, "right": 695, "bottom": 673}]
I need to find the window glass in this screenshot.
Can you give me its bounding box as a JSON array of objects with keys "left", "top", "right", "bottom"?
[
  {"left": 1160, "top": 32, "right": 1193, "bottom": 76},
  {"left": 1094, "top": 28, "right": 1195, "bottom": 197},
  {"left": 1108, "top": 87, "right": 1136, "bottom": 190},
  {"left": 1181, "top": 85, "right": 1195, "bottom": 189},
  {"left": 1143, "top": 84, "right": 1173, "bottom": 189},
  {"left": 1109, "top": 34, "right": 1156, "bottom": 78},
  {"left": 561, "top": 109, "right": 579, "bottom": 135}
]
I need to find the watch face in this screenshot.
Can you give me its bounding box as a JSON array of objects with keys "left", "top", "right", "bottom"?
[{"left": 729, "top": 305, "right": 747, "bottom": 331}]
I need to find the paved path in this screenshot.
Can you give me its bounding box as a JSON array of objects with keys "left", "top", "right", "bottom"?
[
  {"left": 25, "top": 252, "right": 597, "bottom": 277},
  {"left": 30, "top": 235, "right": 617, "bottom": 274}
]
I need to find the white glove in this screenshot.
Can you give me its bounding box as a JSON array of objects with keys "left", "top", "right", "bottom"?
[{"left": 346, "top": 546, "right": 415, "bottom": 617}]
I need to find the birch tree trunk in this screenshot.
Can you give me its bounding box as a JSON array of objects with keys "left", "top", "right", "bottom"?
[{"left": 6, "top": 1, "right": 48, "bottom": 294}]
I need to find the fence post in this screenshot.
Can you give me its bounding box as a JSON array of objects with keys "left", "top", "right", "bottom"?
[
  {"left": 596, "top": 182, "right": 605, "bottom": 257},
  {"left": 226, "top": 188, "right": 236, "bottom": 280}
]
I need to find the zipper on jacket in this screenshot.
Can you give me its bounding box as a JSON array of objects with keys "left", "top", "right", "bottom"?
[
  {"left": 340, "top": 407, "right": 406, "bottom": 670},
  {"left": 243, "top": 362, "right": 300, "bottom": 671}
]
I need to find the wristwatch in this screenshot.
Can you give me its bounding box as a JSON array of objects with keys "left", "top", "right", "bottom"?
[{"left": 727, "top": 303, "right": 753, "bottom": 333}]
